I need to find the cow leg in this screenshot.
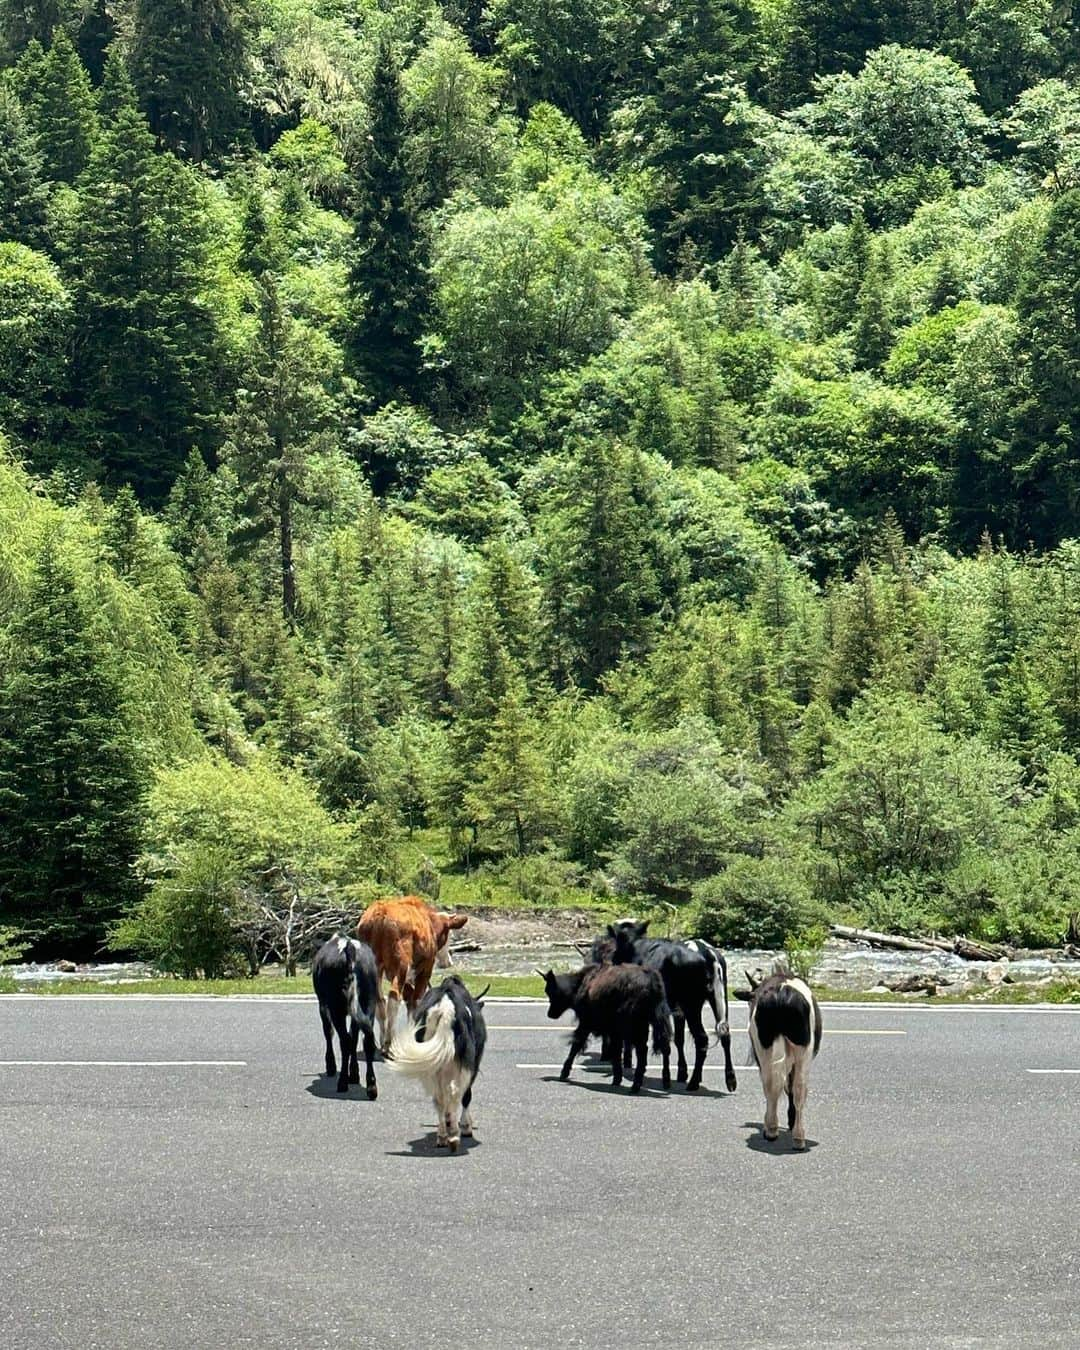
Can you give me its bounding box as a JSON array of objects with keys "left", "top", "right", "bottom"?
[
  {"left": 347, "top": 1020, "right": 360, "bottom": 1085},
  {"left": 374, "top": 983, "right": 389, "bottom": 1052},
  {"left": 361, "top": 1022, "right": 378, "bottom": 1100},
  {"left": 560, "top": 1029, "right": 587, "bottom": 1082},
  {"left": 319, "top": 1004, "right": 336, "bottom": 1078},
  {"left": 382, "top": 990, "right": 401, "bottom": 1055},
  {"left": 329, "top": 1006, "right": 352, "bottom": 1093},
  {"left": 790, "top": 1051, "right": 810, "bottom": 1150},
  {"left": 623, "top": 1040, "right": 633, "bottom": 1071},
  {"left": 720, "top": 1019, "right": 737, "bottom": 1094},
  {"left": 674, "top": 1012, "right": 688, "bottom": 1083},
  {"left": 758, "top": 1042, "right": 785, "bottom": 1140},
  {"left": 629, "top": 1030, "right": 648, "bottom": 1094},
  {"left": 684, "top": 1004, "right": 709, "bottom": 1092},
  {"left": 610, "top": 1035, "right": 624, "bottom": 1088},
  {"left": 460, "top": 1083, "right": 474, "bottom": 1137},
  {"left": 786, "top": 1068, "right": 796, "bottom": 1131},
  {"left": 444, "top": 1083, "right": 464, "bottom": 1152},
  {"left": 434, "top": 1095, "right": 448, "bottom": 1147}
]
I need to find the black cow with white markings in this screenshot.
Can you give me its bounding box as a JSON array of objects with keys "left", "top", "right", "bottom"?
[
  {"left": 746, "top": 966, "right": 822, "bottom": 1150},
  {"left": 386, "top": 974, "right": 488, "bottom": 1150},
  {"left": 604, "top": 920, "right": 738, "bottom": 1093},
  {"left": 541, "top": 962, "right": 671, "bottom": 1093},
  {"left": 312, "top": 934, "right": 379, "bottom": 1098}
]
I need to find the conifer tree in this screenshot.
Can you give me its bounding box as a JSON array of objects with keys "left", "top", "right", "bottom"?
[
  {"left": 72, "top": 53, "right": 219, "bottom": 500},
  {"left": 347, "top": 37, "right": 426, "bottom": 401},
  {"left": 0, "top": 0, "right": 71, "bottom": 61},
  {"left": 1012, "top": 189, "right": 1080, "bottom": 546},
  {"left": 852, "top": 246, "right": 893, "bottom": 369},
  {"left": 465, "top": 675, "right": 549, "bottom": 856},
  {"left": 616, "top": 0, "right": 760, "bottom": 267},
  {"left": 0, "top": 89, "right": 49, "bottom": 248},
  {"left": 130, "top": 0, "right": 250, "bottom": 160},
  {"left": 24, "top": 28, "right": 96, "bottom": 183},
  {"left": 0, "top": 536, "right": 145, "bottom": 952}
]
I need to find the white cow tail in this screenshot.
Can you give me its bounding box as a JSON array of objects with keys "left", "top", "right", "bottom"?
[{"left": 385, "top": 996, "right": 457, "bottom": 1082}]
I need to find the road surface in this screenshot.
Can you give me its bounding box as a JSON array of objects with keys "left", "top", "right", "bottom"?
[{"left": 0, "top": 996, "right": 1077, "bottom": 1348}]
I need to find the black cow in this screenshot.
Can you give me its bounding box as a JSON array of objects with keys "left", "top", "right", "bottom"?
[
  {"left": 312, "top": 934, "right": 379, "bottom": 1099},
  {"left": 606, "top": 920, "right": 738, "bottom": 1093},
  {"left": 746, "top": 967, "right": 822, "bottom": 1150},
  {"left": 385, "top": 974, "right": 488, "bottom": 1150},
  {"left": 541, "top": 963, "right": 671, "bottom": 1093}
]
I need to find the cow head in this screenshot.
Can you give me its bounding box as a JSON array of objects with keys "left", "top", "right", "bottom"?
[
  {"left": 432, "top": 912, "right": 468, "bottom": 966},
  {"left": 539, "top": 968, "right": 575, "bottom": 1019},
  {"left": 607, "top": 918, "right": 649, "bottom": 963}
]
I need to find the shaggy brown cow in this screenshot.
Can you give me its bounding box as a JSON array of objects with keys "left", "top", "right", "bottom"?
[{"left": 357, "top": 896, "right": 468, "bottom": 1053}]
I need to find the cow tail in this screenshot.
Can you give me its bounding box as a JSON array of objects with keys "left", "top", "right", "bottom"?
[
  {"left": 384, "top": 997, "right": 456, "bottom": 1084},
  {"left": 712, "top": 949, "right": 731, "bottom": 1046},
  {"left": 651, "top": 991, "right": 673, "bottom": 1057}
]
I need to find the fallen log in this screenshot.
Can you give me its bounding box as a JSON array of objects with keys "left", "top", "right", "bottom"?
[
  {"left": 830, "top": 925, "right": 942, "bottom": 954},
  {"left": 448, "top": 940, "right": 482, "bottom": 954},
  {"left": 951, "top": 936, "right": 1008, "bottom": 962}
]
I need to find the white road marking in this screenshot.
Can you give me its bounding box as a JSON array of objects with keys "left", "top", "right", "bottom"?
[
  {"left": 1026, "top": 1068, "right": 1080, "bottom": 1074},
  {"left": 0, "top": 1060, "right": 247, "bottom": 1067},
  {"left": 492, "top": 1026, "right": 905, "bottom": 1036}
]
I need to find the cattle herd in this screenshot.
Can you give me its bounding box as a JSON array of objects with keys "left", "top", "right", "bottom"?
[{"left": 313, "top": 896, "right": 823, "bottom": 1152}]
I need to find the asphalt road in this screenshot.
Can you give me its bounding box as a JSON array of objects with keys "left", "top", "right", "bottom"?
[{"left": 0, "top": 996, "right": 1077, "bottom": 1350}]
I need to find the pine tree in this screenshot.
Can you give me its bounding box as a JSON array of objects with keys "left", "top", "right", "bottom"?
[
  {"left": 1012, "top": 189, "right": 1080, "bottom": 546},
  {"left": 24, "top": 28, "right": 96, "bottom": 183},
  {"left": 347, "top": 37, "right": 426, "bottom": 401},
  {"left": 228, "top": 274, "right": 338, "bottom": 624},
  {"left": 0, "top": 0, "right": 71, "bottom": 61},
  {"left": 852, "top": 246, "right": 893, "bottom": 369},
  {"left": 130, "top": 0, "right": 250, "bottom": 160},
  {"left": 617, "top": 0, "right": 760, "bottom": 267},
  {"left": 0, "top": 89, "right": 49, "bottom": 248},
  {"left": 72, "top": 53, "right": 219, "bottom": 501},
  {"left": 0, "top": 536, "right": 146, "bottom": 953},
  {"left": 465, "top": 676, "right": 549, "bottom": 856}
]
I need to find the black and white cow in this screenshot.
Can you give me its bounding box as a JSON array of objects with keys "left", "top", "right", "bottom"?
[
  {"left": 312, "top": 934, "right": 379, "bottom": 1099},
  {"left": 746, "top": 967, "right": 822, "bottom": 1150},
  {"left": 541, "top": 962, "right": 671, "bottom": 1093},
  {"left": 606, "top": 920, "right": 738, "bottom": 1093},
  {"left": 386, "top": 974, "right": 488, "bottom": 1151}
]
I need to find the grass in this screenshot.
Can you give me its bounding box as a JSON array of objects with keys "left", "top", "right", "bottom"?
[
  {"left": 4, "top": 970, "right": 1078, "bottom": 1003},
  {"left": 0, "top": 972, "right": 548, "bottom": 998}
]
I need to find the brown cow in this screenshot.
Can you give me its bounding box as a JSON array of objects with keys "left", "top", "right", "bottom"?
[{"left": 356, "top": 896, "right": 468, "bottom": 1053}]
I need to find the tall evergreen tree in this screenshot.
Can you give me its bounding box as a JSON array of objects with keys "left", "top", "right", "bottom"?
[
  {"left": 130, "top": 0, "right": 250, "bottom": 160},
  {"left": 24, "top": 28, "right": 96, "bottom": 183},
  {"left": 0, "top": 0, "right": 71, "bottom": 61},
  {"left": 614, "top": 0, "right": 760, "bottom": 268},
  {"left": 0, "top": 89, "right": 49, "bottom": 247},
  {"left": 0, "top": 536, "right": 145, "bottom": 953},
  {"left": 71, "top": 53, "right": 219, "bottom": 501},
  {"left": 347, "top": 37, "right": 426, "bottom": 402}
]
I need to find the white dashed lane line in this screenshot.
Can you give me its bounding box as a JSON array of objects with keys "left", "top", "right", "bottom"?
[{"left": 0, "top": 1060, "right": 247, "bottom": 1067}]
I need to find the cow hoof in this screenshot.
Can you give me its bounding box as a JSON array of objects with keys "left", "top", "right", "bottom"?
[
  {"left": 686, "top": 1080, "right": 702, "bottom": 1093},
  {"left": 348, "top": 1072, "right": 359, "bottom": 1085},
  {"left": 629, "top": 1083, "right": 642, "bottom": 1095},
  {"left": 676, "top": 1069, "right": 688, "bottom": 1083},
  {"left": 662, "top": 1074, "right": 671, "bottom": 1090},
  {"left": 366, "top": 1085, "right": 378, "bottom": 1101},
  {"left": 726, "top": 1075, "right": 738, "bottom": 1093},
  {"left": 793, "top": 1138, "right": 807, "bottom": 1151},
  {"left": 763, "top": 1128, "right": 778, "bottom": 1141},
  {"left": 448, "top": 1138, "right": 459, "bottom": 1153},
  {"left": 337, "top": 1082, "right": 349, "bottom": 1094},
  {"left": 559, "top": 1069, "right": 570, "bottom": 1082}
]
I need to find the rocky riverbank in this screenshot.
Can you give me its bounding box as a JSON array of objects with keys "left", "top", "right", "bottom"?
[{"left": 8, "top": 910, "right": 1080, "bottom": 995}]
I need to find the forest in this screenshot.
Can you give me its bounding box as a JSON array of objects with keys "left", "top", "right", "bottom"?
[{"left": 2, "top": 0, "right": 1080, "bottom": 972}]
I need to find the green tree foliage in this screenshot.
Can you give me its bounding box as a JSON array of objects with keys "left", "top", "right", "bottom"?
[
  {"left": 0, "top": 89, "right": 49, "bottom": 246},
  {"left": 70, "top": 55, "right": 220, "bottom": 500},
  {"left": 19, "top": 27, "right": 96, "bottom": 183},
  {"left": 130, "top": 0, "right": 250, "bottom": 161},
  {"left": 347, "top": 38, "right": 426, "bottom": 403},
  {"left": 0, "top": 534, "right": 146, "bottom": 953},
  {"left": 0, "top": 242, "right": 70, "bottom": 449}
]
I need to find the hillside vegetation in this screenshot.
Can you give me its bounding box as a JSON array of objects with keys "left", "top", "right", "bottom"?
[{"left": 3, "top": 0, "right": 1080, "bottom": 971}]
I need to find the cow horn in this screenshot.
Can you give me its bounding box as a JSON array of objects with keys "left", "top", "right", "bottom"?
[
  {"left": 573, "top": 942, "right": 591, "bottom": 958},
  {"left": 744, "top": 968, "right": 760, "bottom": 991},
  {"left": 474, "top": 983, "right": 491, "bottom": 1003},
  {"left": 534, "top": 968, "right": 548, "bottom": 980}
]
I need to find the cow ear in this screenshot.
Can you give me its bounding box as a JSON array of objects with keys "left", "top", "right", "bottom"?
[
  {"left": 448, "top": 913, "right": 468, "bottom": 930},
  {"left": 634, "top": 920, "right": 649, "bottom": 938},
  {"left": 606, "top": 923, "right": 616, "bottom": 938}
]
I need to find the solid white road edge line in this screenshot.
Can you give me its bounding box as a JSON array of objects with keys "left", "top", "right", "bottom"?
[{"left": 1026, "top": 1068, "right": 1080, "bottom": 1074}]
